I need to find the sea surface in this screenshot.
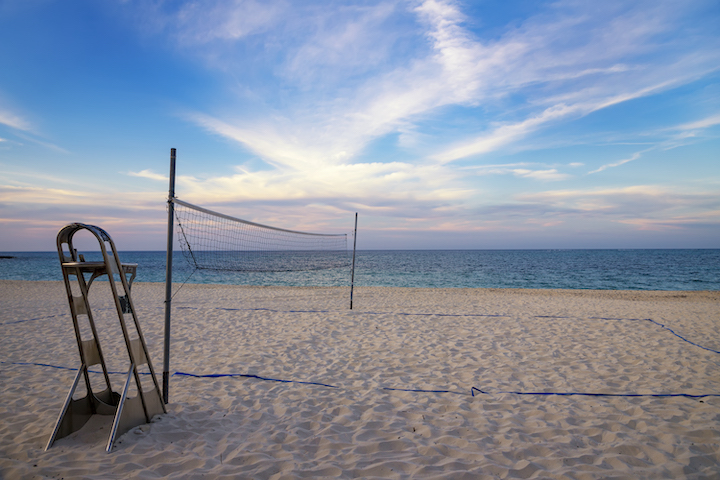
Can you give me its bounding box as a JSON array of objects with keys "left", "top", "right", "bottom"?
[{"left": 0, "top": 250, "right": 718, "bottom": 291}]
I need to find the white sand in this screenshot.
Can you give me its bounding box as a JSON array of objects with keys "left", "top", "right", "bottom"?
[{"left": 1, "top": 280, "right": 719, "bottom": 479}]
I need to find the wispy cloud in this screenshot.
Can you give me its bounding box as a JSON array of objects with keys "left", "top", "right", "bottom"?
[
  {"left": 162, "top": 0, "right": 718, "bottom": 236},
  {"left": 128, "top": 0, "right": 285, "bottom": 46},
  {"left": 0, "top": 184, "right": 161, "bottom": 207},
  {"left": 0, "top": 107, "right": 31, "bottom": 131},
  {"left": 168, "top": 0, "right": 719, "bottom": 175},
  {"left": 282, "top": 2, "right": 402, "bottom": 84},
  {"left": 675, "top": 114, "right": 720, "bottom": 131},
  {"left": 588, "top": 151, "right": 644, "bottom": 174},
  {"left": 0, "top": 101, "right": 69, "bottom": 152},
  {"left": 462, "top": 162, "right": 573, "bottom": 180},
  {"left": 128, "top": 169, "right": 169, "bottom": 181},
  {"left": 174, "top": 158, "right": 469, "bottom": 207},
  {"left": 516, "top": 185, "right": 720, "bottom": 225},
  {"left": 513, "top": 169, "right": 571, "bottom": 181},
  {"left": 433, "top": 104, "right": 583, "bottom": 163},
  {"left": 12, "top": 132, "right": 69, "bottom": 154}
]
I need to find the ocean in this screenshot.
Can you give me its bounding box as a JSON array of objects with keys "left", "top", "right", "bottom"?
[{"left": 0, "top": 250, "right": 718, "bottom": 291}]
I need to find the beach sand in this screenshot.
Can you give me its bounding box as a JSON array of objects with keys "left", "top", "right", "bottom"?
[{"left": 1, "top": 280, "right": 719, "bottom": 479}]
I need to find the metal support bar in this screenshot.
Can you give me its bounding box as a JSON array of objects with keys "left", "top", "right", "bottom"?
[
  {"left": 163, "top": 148, "right": 176, "bottom": 404},
  {"left": 350, "top": 212, "right": 358, "bottom": 310},
  {"left": 45, "top": 366, "right": 85, "bottom": 451}
]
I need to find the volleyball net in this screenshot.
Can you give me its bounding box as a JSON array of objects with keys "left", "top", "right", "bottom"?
[
  {"left": 162, "top": 149, "right": 358, "bottom": 403},
  {"left": 172, "top": 198, "right": 352, "bottom": 273}
]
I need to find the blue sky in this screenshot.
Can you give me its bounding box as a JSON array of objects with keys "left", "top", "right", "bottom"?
[{"left": 1, "top": 0, "right": 719, "bottom": 251}]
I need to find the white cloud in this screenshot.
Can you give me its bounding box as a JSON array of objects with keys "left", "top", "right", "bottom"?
[
  {"left": 128, "top": 169, "right": 168, "bottom": 181},
  {"left": 521, "top": 185, "right": 668, "bottom": 202},
  {"left": 516, "top": 185, "right": 720, "bottom": 224},
  {"left": 189, "top": 113, "right": 331, "bottom": 170},
  {"left": 512, "top": 168, "right": 570, "bottom": 181},
  {"left": 669, "top": 115, "right": 720, "bottom": 132},
  {"left": 433, "top": 104, "right": 583, "bottom": 163},
  {"left": 10, "top": 132, "right": 69, "bottom": 153},
  {"left": 0, "top": 107, "right": 31, "bottom": 131},
  {"left": 675, "top": 114, "right": 720, "bottom": 131},
  {"left": 0, "top": 102, "right": 69, "bottom": 152},
  {"left": 175, "top": 158, "right": 469, "bottom": 206},
  {"left": 0, "top": 184, "right": 162, "bottom": 207},
  {"left": 181, "top": 0, "right": 491, "bottom": 164},
  {"left": 461, "top": 162, "right": 572, "bottom": 181},
  {"left": 120, "top": 0, "right": 720, "bottom": 234},
  {"left": 133, "top": 0, "right": 285, "bottom": 45},
  {"left": 588, "top": 151, "right": 644, "bottom": 174},
  {"left": 185, "top": 0, "right": 718, "bottom": 171},
  {"left": 651, "top": 112, "right": 720, "bottom": 150},
  {"left": 283, "top": 2, "right": 400, "bottom": 83}
]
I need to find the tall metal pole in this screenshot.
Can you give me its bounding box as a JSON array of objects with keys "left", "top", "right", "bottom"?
[
  {"left": 350, "top": 212, "right": 358, "bottom": 310},
  {"left": 162, "top": 148, "right": 176, "bottom": 404}
]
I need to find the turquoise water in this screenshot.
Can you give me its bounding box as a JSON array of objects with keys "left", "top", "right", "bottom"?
[{"left": 1, "top": 250, "right": 718, "bottom": 290}]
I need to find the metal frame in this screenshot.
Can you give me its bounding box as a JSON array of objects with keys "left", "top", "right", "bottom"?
[{"left": 46, "top": 223, "right": 166, "bottom": 453}]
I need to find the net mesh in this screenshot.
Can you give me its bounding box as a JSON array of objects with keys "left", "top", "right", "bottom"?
[{"left": 173, "top": 198, "right": 351, "bottom": 272}]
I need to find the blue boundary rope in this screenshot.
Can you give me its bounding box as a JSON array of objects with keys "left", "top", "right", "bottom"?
[
  {"left": 3, "top": 360, "right": 719, "bottom": 399},
  {"left": 172, "top": 371, "right": 339, "bottom": 389},
  {"left": 642, "top": 318, "right": 720, "bottom": 354},
  {"left": 0, "top": 313, "right": 68, "bottom": 326},
  {"left": 205, "top": 307, "right": 720, "bottom": 355},
  {"left": 469, "top": 387, "right": 719, "bottom": 399},
  {"left": 0, "top": 361, "right": 155, "bottom": 376},
  {"left": 3, "top": 308, "right": 719, "bottom": 399}
]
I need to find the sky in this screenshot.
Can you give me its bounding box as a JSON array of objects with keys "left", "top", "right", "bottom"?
[{"left": 1, "top": 0, "right": 719, "bottom": 251}]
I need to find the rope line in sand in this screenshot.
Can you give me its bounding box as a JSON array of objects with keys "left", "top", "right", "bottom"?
[
  {"left": 0, "top": 361, "right": 155, "bottom": 375},
  {"left": 0, "top": 313, "right": 68, "bottom": 326},
  {"left": 534, "top": 315, "right": 720, "bottom": 354},
  {"left": 3, "top": 361, "right": 720, "bottom": 399},
  {"left": 176, "top": 372, "right": 720, "bottom": 399},
  {"left": 207, "top": 307, "right": 720, "bottom": 354},
  {"left": 4, "top": 307, "right": 719, "bottom": 399},
  {"left": 173, "top": 371, "right": 339, "bottom": 389},
  {"left": 382, "top": 387, "right": 467, "bottom": 395},
  {"left": 469, "top": 387, "right": 719, "bottom": 399},
  {"left": 642, "top": 318, "right": 720, "bottom": 354}
]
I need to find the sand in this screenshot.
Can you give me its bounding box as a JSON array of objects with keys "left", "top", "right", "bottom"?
[{"left": 1, "top": 279, "right": 719, "bottom": 479}]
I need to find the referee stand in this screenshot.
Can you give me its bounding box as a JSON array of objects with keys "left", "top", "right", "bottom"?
[{"left": 46, "top": 223, "right": 165, "bottom": 453}]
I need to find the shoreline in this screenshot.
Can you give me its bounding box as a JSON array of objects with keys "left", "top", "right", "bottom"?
[
  {"left": 3, "top": 277, "right": 720, "bottom": 293},
  {"left": 1, "top": 281, "right": 719, "bottom": 478},
  {"left": 2, "top": 249, "right": 720, "bottom": 291}
]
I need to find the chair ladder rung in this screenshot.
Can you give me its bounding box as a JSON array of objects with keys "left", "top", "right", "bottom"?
[
  {"left": 73, "top": 296, "right": 87, "bottom": 315},
  {"left": 81, "top": 339, "right": 102, "bottom": 366}
]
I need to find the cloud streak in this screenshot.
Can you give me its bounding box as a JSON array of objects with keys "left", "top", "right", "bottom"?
[
  {"left": 129, "top": 169, "right": 169, "bottom": 182},
  {"left": 176, "top": 0, "right": 719, "bottom": 173},
  {"left": 588, "top": 151, "right": 644, "bottom": 174},
  {"left": 675, "top": 114, "right": 720, "bottom": 131},
  {"left": 0, "top": 107, "right": 31, "bottom": 131},
  {"left": 517, "top": 186, "right": 720, "bottom": 225},
  {"left": 148, "top": 0, "right": 718, "bottom": 242}
]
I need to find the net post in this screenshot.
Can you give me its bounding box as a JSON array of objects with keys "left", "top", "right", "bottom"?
[
  {"left": 163, "top": 148, "right": 176, "bottom": 404},
  {"left": 350, "top": 212, "right": 358, "bottom": 310}
]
